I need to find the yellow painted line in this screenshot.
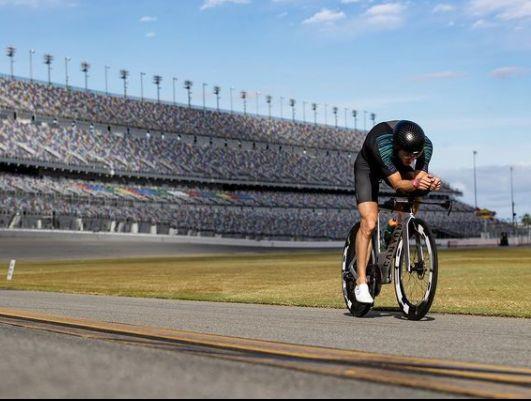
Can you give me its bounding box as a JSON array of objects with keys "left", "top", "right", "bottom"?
[{"left": 0, "top": 307, "right": 529, "bottom": 399}]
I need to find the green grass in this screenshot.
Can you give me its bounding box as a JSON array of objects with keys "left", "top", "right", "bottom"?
[{"left": 1, "top": 247, "right": 530, "bottom": 318}]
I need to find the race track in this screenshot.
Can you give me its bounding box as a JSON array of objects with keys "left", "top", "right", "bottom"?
[{"left": 0, "top": 235, "right": 529, "bottom": 398}]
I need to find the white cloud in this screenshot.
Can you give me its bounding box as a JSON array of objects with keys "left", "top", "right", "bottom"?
[
  {"left": 364, "top": 3, "right": 407, "bottom": 28},
  {"left": 490, "top": 66, "right": 530, "bottom": 79},
  {"left": 433, "top": 3, "right": 456, "bottom": 13},
  {"left": 302, "top": 8, "right": 346, "bottom": 25},
  {"left": 200, "top": 0, "right": 249, "bottom": 11},
  {"left": 468, "top": 0, "right": 531, "bottom": 21},
  {"left": 145, "top": 32, "right": 156, "bottom": 39},
  {"left": 413, "top": 71, "right": 466, "bottom": 81},
  {"left": 0, "top": 0, "right": 76, "bottom": 7},
  {"left": 140, "top": 16, "right": 157, "bottom": 23}
]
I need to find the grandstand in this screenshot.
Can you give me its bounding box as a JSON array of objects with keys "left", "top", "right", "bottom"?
[{"left": 0, "top": 75, "right": 505, "bottom": 240}]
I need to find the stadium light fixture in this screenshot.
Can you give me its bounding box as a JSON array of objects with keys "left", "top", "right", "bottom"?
[
  {"left": 213, "top": 86, "right": 221, "bottom": 111},
  {"left": 140, "top": 72, "right": 146, "bottom": 101},
  {"left": 352, "top": 110, "right": 358, "bottom": 131},
  {"left": 324, "top": 103, "right": 328, "bottom": 125},
  {"left": 184, "top": 80, "right": 193, "bottom": 108},
  {"left": 266, "top": 95, "right": 272, "bottom": 119},
  {"left": 289, "top": 99, "right": 296, "bottom": 122},
  {"left": 6, "top": 46, "right": 16, "bottom": 79},
  {"left": 120, "top": 69, "right": 129, "bottom": 98},
  {"left": 473, "top": 151, "right": 478, "bottom": 209},
  {"left": 364, "top": 110, "right": 368, "bottom": 131},
  {"left": 43, "top": 54, "right": 54, "bottom": 85},
  {"left": 303, "top": 101, "right": 307, "bottom": 123},
  {"left": 81, "top": 62, "right": 90, "bottom": 91},
  {"left": 64, "top": 57, "right": 71, "bottom": 89},
  {"left": 153, "top": 75, "right": 163, "bottom": 103},
  {"left": 312, "top": 103, "right": 318, "bottom": 125},
  {"left": 29, "top": 49, "right": 35, "bottom": 82},
  {"left": 256, "top": 92, "right": 261, "bottom": 116},
  {"left": 104, "top": 65, "right": 110, "bottom": 95},
  {"left": 240, "top": 91, "right": 247, "bottom": 115},
  {"left": 333, "top": 107, "right": 338, "bottom": 128},
  {"left": 371, "top": 113, "right": 376, "bottom": 127},
  {"left": 280, "top": 97, "right": 284, "bottom": 119},
  {"left": 344, "top": 108, "right": 348, "bottom": 129},
  {"left": 202, "top": 83, "right": 208, "bottom": 110},
  {"left": 511, "top": 166, "right": 516, "bottom": 232},
  {"left": 172, "top": 78, "right": 178, "bottom": 105}
]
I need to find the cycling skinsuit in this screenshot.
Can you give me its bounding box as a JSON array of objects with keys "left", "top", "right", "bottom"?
[{"left": 355, "top": 121, "right": 433, "bottom": 204}]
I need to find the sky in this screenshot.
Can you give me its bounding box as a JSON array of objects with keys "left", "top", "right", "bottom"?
[{"left": 0, "top": 0, "right": 529, "bottom": 219}]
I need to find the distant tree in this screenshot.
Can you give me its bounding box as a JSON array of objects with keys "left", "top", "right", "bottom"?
[{"left": 522, "top": 214, "right": 531, "bottom": 227}]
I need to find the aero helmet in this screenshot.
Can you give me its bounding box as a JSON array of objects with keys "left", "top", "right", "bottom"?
[{"left": 394, "top": 120, "right": 426, "bottom": 156}]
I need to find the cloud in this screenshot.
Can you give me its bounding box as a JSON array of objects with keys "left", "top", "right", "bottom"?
[
  {"left": 412, "top": 71, "right": 467, "bottom": 81},
  {"left": 145, "top": 32, "right": 156, "bottom": 39},
  {"left": 140, "top": 16, "right": 157, "bottom": 23},
  {"left": 302, "top": 8, "right": 346, "bottom": 25},
  {"left": 433, "top": 3, "right": 456, "bottom": 13},
  {"left": 0, "top": 0, "right": 76, "bottom": 7},
  {"left": 468, "top": 0, "right": 531, "bottom": 22},
  {"left": 490, "top": 66, "right": 530, "bottom": 79},
  {"left": 364, "top": 3, "right": 407, "bottom": 28},
  {"left": 200, "top": 0, "right": 250, "bottom": 11}
]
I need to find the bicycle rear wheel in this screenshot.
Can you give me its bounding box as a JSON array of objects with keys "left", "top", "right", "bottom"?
[
  {"left": 342, "top": 223, "right": 378, "bottom": 318},
  {"left": 394, "top": 218, "right": 438, "bottom": 321}
]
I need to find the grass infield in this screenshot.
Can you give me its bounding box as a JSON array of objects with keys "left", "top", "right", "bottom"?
[{"left": 1, "top": 247, "right": 530, "bottom": 318}]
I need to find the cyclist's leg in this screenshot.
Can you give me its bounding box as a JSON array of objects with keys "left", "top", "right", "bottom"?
[
  {"left": 356, "top": 201, "right": 378, "bottom": 285},
  {"left": 354, "top": 155, "right": 380, "bottom": 286}
]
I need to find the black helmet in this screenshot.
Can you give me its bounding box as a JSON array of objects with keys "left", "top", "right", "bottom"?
[{"left": 394, "top": 120, "right": 426, "bottom": 156}]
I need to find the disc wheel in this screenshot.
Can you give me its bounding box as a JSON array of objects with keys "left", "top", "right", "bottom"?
[
  {"left": 342, "top": 223, "right": 378, "bottom": 318},
  {"left": 394, "top": 218, "right": 438, "bottom": 321}
]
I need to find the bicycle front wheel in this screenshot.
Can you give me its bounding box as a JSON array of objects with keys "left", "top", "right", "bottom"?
[{"left": 394, "top": 218, "right": 438, "bottom": 321}]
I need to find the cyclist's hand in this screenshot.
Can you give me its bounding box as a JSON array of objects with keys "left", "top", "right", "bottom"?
[
  {"left": 429, "top": 176, "right": 442, "bottom": 191},
  {"left": 418, "top": 176, "right": 433, "bottom": 190}
]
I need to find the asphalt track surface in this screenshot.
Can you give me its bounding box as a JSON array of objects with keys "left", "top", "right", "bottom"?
[{"left": 0, "top": 237, "right": 529, "bottom": 398}]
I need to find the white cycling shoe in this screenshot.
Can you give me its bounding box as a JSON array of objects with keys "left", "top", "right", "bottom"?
[{"left": 355, "top": 284, "right": 374, "bottom": 304}]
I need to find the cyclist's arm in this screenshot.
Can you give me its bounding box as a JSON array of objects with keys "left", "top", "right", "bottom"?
[{"left": 387, "top": 172, "right": 432, "bottom": 192}]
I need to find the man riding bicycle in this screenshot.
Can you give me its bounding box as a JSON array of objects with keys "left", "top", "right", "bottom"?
[{"left": 354, "top": 120, "right": 442, "bottom": 304}]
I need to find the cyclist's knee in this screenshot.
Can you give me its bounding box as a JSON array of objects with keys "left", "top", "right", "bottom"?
[{"left": 360, "top": 216, "right": 377, "bottom": 236}]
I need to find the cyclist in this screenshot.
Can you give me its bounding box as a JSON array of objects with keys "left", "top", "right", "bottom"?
[{"left": 354, "top": 120, "right": 442, "bottom": 304}]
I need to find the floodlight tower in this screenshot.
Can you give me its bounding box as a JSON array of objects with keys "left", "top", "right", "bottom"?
[
  {"left": 352, "top": 110, "right": 358, "bottom": 131},
  {"left": 104, "top": 65, "right": 110, "bottom": 95},
  {"left": 29, "top": 49, "right": 35, "bottom": 82},
  {"left": 312, "top": 103, "right": 318, "bottom": 125},
  {"left": 241, "top": 91, "right": 247, "bottom": 115},
  {"left": 511, "top": 166, "right": 516, "bottom": 232},
  {"left": 120, "top": 69, "right": 129, "bottom": 98},
  {"left": 202, "top": 83, "right": 208, "bottom": 110},
  {"left": 184, "top": 80, "right": 193, "bottom": 108},
  {"left": 6, "top": 46, "right": 16, "bottom": 79},
  {"left": 172, "top": 78, "right": 178, "bottom": 105},
  {"left": 80, "top": 62, "right": 90, "bottom": 91},
  {"left": 256, "top": 91, "right": 261, "bottom": 116},
  {"left": 333, "top": 107, "right": 339, "bottom": 128},
  {"left": 289, "top": 99, "right": 296, "bottom": 122},
  {"left": 64, "top": 57, "right": 71, "bottom": 88},
  {"left": 43, "top": 54, "right": 54, "bottom": 85},
  {"left": 266, "top": 95, "right": 272, "bottom": 119},
  {"left": 344, "top": 108, "right": 348, "bottom": 128},
  {"left": 140, "top": 72, "right": 146, "bottom": 101},
  {"left": 371, "top": 113, "right": 376, "bottom": 127},
  {"left": 213, "top": 86, "right": 221, "bottom": 111},
  {"left": 303, "top": 101, "right": 307, "bottom": 123},
  {"left": 153, "top": 75, "right": 163, "bottom": 103},
  {"left": 473, "top": 151, "right": 478, "bottom": 209}
]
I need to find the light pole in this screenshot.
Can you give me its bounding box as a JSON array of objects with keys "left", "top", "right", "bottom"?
[
  {"left": 153, "top": 75, "right": 162, "bottom": 103},
  {"left": 289, "top": 99, "right": 296, "bottom": 122},
  {"left": 344, "top": 108, "right": 348, "bottom": 129},
  {"left": 230, "top": 87, "right": 234, "bottom": 113},
  {"left": 140, "top": 72, "right": 146, "bottom": 101},
  {"left": 333, "top": 107, "right": 338, "bottom": 128},
  {"left": 312, "top": 103, "right": 318, "bottom": 125},
  {"left": 104, "top": 65, "right": 110, "bottom": 95},
  {"left": 184, "top": 80, "right": 193, "bottom": 108},
  {"left": 64, "top": 57, "right": 71, "bottom": 89},
  {"left": 364, "top": 110, "right": 368, "bottom": 131},
  {"left": 303, "top": 101, "right": 307, "bottom": 123},
  {"left": 29, "top": 49, "right": 35, "bottom": 82},
  {"left": 280, "top": 97, "right": 284, "bottom": 119},
  {"left": 81, "top": 62, "right": 90, "bottom": 91},
  {"left": 324, "top": 103, "right": 328, "bottom": 125},
  {"left": 511, "top": 166, "right": 516, "bottom": 233},
  {"left": 213, "top": 86, "right": 221, "bottom": 111},
  {"left": 266, "top": 95, "right": 272, "bottom": 119},
  {"left": 6, "top": 46, "right": 16, "bottom": 79},
  {"left": 371, "top": 113, "right": 376, "bottom": 127},
  {"left": 120, "top": 69, "right": 129, "bottom": 98},
  {"left": 353, "top": 110, "right": 358, "bottom": 131},
  {"left": 172, "top": 78, "right": 178, "bottom": 105},
  {"left": 256, "top": 91, "right": 261, "bottom": 116},
  {"left": 43, "top": 54, "right": 53, "bottom": 85},
  {"left": 241, "top": 91, "right": 247, "bottom": 115},
  {"left": 202, "top": 83, "right": 207, "bottom": 110},
  {"left": 473, "top": 151, "right": 478, "bottom": 209}
]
